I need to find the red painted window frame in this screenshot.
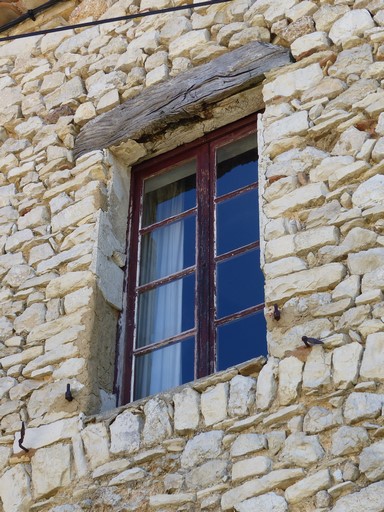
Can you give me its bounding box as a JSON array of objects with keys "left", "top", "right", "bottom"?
[{"left": 119, "top": 114, "right": 262, "bottom": 404}]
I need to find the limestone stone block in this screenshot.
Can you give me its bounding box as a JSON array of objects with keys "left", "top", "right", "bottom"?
[
  {"left": 264, "top": 182, "right": 329, "bottom": 219},
  {"left": 295, "top": 226, "right": 339, "bottom": 254},
  {"left": 64, "top": 286, "right": 93, "bottom": 315},
  {"left": 332, "top": 342, "right": 363, "bottom": 388},
  {"left": 264, "top": 257, "right": 307, "bottom": 279},
  {"left": 81, "top": 423, "right": 110, "bottom": 469},
  {"left": 310, "top": 156, "right": 354, "bottom": 182},
  {"left": 23, "top": 343, "right": 79, "bottom": 377},
  {"left": 4, "top": 264, "right": 35, "bottom": 288},
  {"left": 149, "top": 494, "right": 196, "bottom": 508},
  {"left": 232, "top": 456, "right": 272, "bottom": 482},
  {"left": 331, "top": 481, "right": 384, "bottom": 512},
  {"left": 109, "top": 467, "right": 147, "bottom": 486},
  {"left": 110, "top": 410, "right": 143, "bottom": 455},
  {"left": 329, "top": 9, "right": 375, "bottom": 46},
  {"left": 0, "top": 347, "right": 43, "bottom": 371},
  {"left": 14, "top": 303, "right": 46, "bottom": 335},
  {"left": 268, "top": 318, "right": 332, "bottom": 358},
  {"left": 143, "top": 398, "right": 173, "bottom": 446},
  {"left": 263, "top": 63, "right": 323, "bottom": 102},
  {"left": 169, "top": 29, "right": 210, "bottom": 59},
  {"left": 235, "top": 492, "right": 288, "bottom": 512},
  {"left": 0, "top": 464, "right": 32, "bottom": 512},
  {"left": 281, "top": 433, "right": 325, "bottom": 467},
  {"left": 28, "top": 243, "right": 55, "bottom": 265},
  {"left": 256, "top": 357, "right": 278, "bottom": 410},
  {"left": 344, "top": 392, "right": 384, "bottom": 424},
  {"left": 0, "top": 377, "right": 16, "bottom": 400},
  {"left": 303, "top": 406, "right": 342, "bottom": 434},
  {"left": 263, "top": 404, "right": 305, "bottom": 428},
  {"left": 228, "top": 375, "right": 255, "bottom": 417},
  {"left": 180, "top": 430, "right": 223, "bottom": 469},
  {"left": 291, "top": 31, "right": 330, "bottom": 60},
  {"left": 92, "top": 459, "right": 131, "bottom": 479},
  {"left": 303, "top": 346, "right": 331, "bottom": 390},
  {"left": 332, "top": 126, "right": 370, "bottom": 157},
  {"left": 45, "top": 271, "right": 94, "bottom": 299},
  {"left": 266, "top": 431, "right": 286, "bottom": 456},
  {"left": 0, "top": 318, "right": 13, "bottom": 342},
  {"left": 0, "top": 253, "right": 24, "bottom": 277},
  {"left": 160, "top": 16, "right": 191, "bottom": 45},
  {"left": 285, "top": 469, "right": 330, "bottom": 504},
  {"left": 221, "top": 469, "right": 304, "bottom": 511},
  {"left": 266, "top": 263, "right": 346, "bottom": 303},
  {"left": 229, "top": 26, "right": 270, "bottom": 48},
  {"left": 37, "top": 241, "right": 93, "bottom": 274},
  {"left": 329, "top": 161, "right": 370, "bottom": 190},
  {"left": 53, "top": 358, "right": 86, "bottom": 380},
  {"left": 0, "top": 446, "right": 10, "bottom": 472},
  {"left": 360, "top": 333, "right": 384, "bottom": 381},
  {"left": 54, "top": 25, "right": 99, "bottom": 58},
  {"left": 31, "top": 444, "right": 71, "bottom": 499},
  {"left": 230, "top": 433, "right": 267, "bottom": 457},
  {"left": 329, "top": 45, "right": 373, "bottom": 80},
  {"left": 348, "top": 248, "right": 384, "bottom": 275},
  {"left": 27, "top": 379, "right": 83, "bottom": 419},
  {"left": 45, "top": 326, "right": 84, "bottom": 352},
  {"left": 0, "top": 205, "right": 18, "bottom": 224},
  {"left": 278, "top": 357, "right": 303, "bottom": 406},
  {"left": 201, "top": 382, "right": 228, "bottom": 426},
  {"left": 185, "top": 459, "right": 228, "bottom": 489},
  {"left": 174, "top": 387, "right": 200, "bottom": 433},
  {"left": 265, "top": 234, "right": 295, "bottom": 262},
  {"left": 359, "top": 440, "right": 384, "bottom": 481},
  {"left": 264, "top": 0, "right": 298, "bottom": 24},
  {"left": 264, "top": 111, "right": 308, "bottom": 144},
  {"left": 146, "top": 64, "right": 169, "bottom": 87},
  {"left": 17, "top": 206, "right": 49, "bottom": 230},
  {"left": 362, "top": 266, "right": 384, "bottom": 293},
  {"left": 331, "top": 426, "right": 369, "bottom": 456}
]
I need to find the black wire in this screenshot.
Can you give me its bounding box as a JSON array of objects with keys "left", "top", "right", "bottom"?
[{"left": 0, "top": 0, "right": 232, "bottom": 43}]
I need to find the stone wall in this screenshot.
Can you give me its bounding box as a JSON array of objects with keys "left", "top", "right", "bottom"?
[{"left": 0, "top": 0, "right": 384, "bottom": 510}]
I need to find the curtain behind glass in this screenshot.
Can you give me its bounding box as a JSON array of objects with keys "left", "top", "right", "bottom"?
[{"left": 135, "top": 181, "right": 185, "bottom": 398}]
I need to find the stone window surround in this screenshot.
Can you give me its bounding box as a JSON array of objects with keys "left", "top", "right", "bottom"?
[
  {"left": 107, "top": 89, "right": 267, "bottom": 408},
  {"left": 79, "top": 42, "right": 291, "bottom": 409}
]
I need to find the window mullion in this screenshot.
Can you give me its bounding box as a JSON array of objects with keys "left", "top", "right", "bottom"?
[{"left": 196, "top": 144, "right": 213, "bottom": 378}]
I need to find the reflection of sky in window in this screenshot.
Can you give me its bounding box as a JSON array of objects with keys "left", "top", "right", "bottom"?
[
  {"left": 217, "top": 188, "right": 259, "bottom": 255},
  {"left": 217, "top": 311, "right": 267, "bottom": 371},
  {"left": 217, "top": 149, "right": 258, "bottom": 197},
  {"left": 217, "top": 248, "right": 264, "bottom": 319}
]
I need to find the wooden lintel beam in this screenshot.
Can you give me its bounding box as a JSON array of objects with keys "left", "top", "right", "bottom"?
[{"left": 73, "top": 42, "right": 291, "bottom": 159}]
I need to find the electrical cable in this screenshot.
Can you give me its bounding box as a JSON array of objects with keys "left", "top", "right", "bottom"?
[{"left": 0, "top": 0, "right": 232, "bottom": 42}]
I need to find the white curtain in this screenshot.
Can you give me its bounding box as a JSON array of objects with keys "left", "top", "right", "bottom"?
[{"left": 135, "top": 183, "right": 184, "bottom": 398}]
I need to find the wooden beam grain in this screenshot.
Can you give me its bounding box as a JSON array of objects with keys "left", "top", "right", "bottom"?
[{"left": 73, "top": 42, "right": 291, "bottom": 159}]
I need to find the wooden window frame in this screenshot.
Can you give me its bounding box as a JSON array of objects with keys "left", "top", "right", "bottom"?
[{"left": 120, "top": 114, "right": 263, "bottom": 404}]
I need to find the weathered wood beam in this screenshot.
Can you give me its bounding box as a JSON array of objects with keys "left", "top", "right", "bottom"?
[{"left": 73, "top": 41, "right": 291, "bottom": 159}]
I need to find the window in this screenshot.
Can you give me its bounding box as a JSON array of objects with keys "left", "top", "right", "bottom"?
[{"left": 121, "top": 116, "right": 266, "bottom": 403}]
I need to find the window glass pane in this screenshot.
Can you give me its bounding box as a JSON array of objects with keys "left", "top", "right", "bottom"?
[
  {"left": 217, "top": 248, "right": 263, "bottom": 319},
  {"left": 143, "top": 160, "right": 196, "bottom": 226},
  {"left": 136, "top": 274, "right": 195, "bottom": 348},
  {"left": 217, "top": 133, "right": 257, "bottom": 197},
  {"left": 217, "top": 311, "right": 266, "bottom": 371},
  {"left": 140, "top": 215, "right": 195, "bottom": 284},
  {"left": 134, "top": 337, "right": 195, "bottom": 400},
  {"left": 217, "top": 188, "right": 259, "bottom": 255}
]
